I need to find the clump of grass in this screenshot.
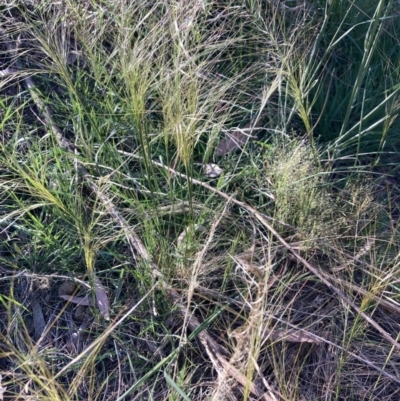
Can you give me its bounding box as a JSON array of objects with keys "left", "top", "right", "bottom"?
[
  {"left": 261, "top": 138, "right": 379, "bottom": 249},
  {"left": 264, "top": 140, "right": 334, "bottom": 243}
]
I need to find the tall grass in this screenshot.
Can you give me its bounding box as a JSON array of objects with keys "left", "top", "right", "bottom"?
[{"left": 1, "top": 1, "right": 400, "bottom": 400}]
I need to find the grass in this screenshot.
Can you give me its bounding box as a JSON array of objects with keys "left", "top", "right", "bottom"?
[{"left": 1, "top": 0, "right": 400, "bottom": 400}]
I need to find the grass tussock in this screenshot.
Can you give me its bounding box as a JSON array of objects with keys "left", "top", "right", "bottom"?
[{"left": 1, "top": 1, "right": 400, "bottom": 400}]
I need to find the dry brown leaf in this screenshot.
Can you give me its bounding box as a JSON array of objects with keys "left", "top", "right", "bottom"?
[
  {"left": 94, "top": 276, "right": 110, "bottom": 321},
  {"left": 59, "top": 295, "right": 94, "bottom": 306},
  {"left": 31, "top": 297, "right": 46, "bottom": 341},
  {"left": 216, "top": 127, "right": 256, "bottom": 156}
]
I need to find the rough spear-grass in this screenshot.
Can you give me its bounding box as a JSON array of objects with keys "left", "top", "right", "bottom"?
[{"left": 1, "top": 1, "right": 400, "bottom": 400}]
